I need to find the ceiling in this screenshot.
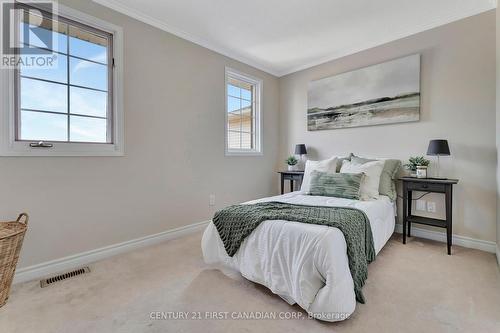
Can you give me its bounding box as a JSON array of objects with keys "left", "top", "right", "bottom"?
[{"left": 93, "top": 0, "right": 496, "bottom": 77}]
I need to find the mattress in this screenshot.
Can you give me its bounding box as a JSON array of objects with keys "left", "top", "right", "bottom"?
[{"left": 201, "top": 192, "right": 396, "bottom": 321}]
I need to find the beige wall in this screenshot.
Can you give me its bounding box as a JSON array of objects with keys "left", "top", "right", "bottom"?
[
  {"left": 1, "top": 0, "right": 279, "bottom": 268},
  {"left": 279, "top": 11, "right": 497, "bottom": 242},
  {"left": 2, "top": 2, "right": 496, "bottom": 270}
]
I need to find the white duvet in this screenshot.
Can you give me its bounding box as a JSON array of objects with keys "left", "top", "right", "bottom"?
[{"left": 201, "top": 192, "right": 396, "bottom": 322}]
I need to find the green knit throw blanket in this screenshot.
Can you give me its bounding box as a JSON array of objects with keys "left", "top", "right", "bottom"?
[{"left": 212, "top": 202, "right": 376, "bottom": 303}]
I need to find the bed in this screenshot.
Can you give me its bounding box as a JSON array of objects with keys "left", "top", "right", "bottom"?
[{"left": 201, "top": 191, "right": 396, "bottom": 322}]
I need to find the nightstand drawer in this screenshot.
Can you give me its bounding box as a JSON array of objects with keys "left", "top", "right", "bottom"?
[
  {"left": 286, "top": 174, "right": 304, "bottom": 181},
  {"left": 407, "top": 181, "right": 446, "bottom": 193}
]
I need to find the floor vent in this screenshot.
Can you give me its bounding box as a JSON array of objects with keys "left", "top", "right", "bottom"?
[{"left": 40, "top": 267, "right": 91, "bottom": 288}]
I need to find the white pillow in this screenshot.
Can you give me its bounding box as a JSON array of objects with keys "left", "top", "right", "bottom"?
[
  {"left": 340, "top": 160, "right": 384, "bottom": 200},
  {"left": 300, "top": 157, "right": 338, "bottom": 194}
]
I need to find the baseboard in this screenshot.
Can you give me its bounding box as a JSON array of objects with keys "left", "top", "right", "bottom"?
[
  {"left": 14, "top": 220, "right": 210, "bottom": 284},
  {"left": 394, "top": 224, "right": 497, "bottom": 253}
]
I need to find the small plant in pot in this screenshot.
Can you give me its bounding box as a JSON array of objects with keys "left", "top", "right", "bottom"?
[
  {"left": 404, "top": 156, "right": 430, "bottom": 178},
  {"left": 286, "top": 156, "right": 299, "bottom": 171}
]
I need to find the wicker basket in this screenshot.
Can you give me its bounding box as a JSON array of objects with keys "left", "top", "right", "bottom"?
[{"left": 0, "top": 213, "right": 29, "bottom": 308}]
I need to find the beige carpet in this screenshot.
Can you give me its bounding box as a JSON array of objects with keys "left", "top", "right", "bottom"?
[{"left": 1, "top": 232, "right": 499, "bottom": 333}]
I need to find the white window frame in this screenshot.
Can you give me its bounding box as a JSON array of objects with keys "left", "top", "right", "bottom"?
[
  {"left": 0, "top": 2, "right": 124, "bottom": 156},
  {"left": 224, "top": 67, "right": 263, "bottom": 156}
]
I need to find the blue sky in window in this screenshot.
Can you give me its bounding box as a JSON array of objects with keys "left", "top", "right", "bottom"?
[
  {"left": 70, "top": 87, "right": 107, "bottom": 117},
  {"left": 70, "top": 116, "right": 107, "bottom": 142},
  {"left": 21, "top": 78, "right": 67, "bottom": 112},
  {"left": 20, "top": 23, "right": 67, "bottom": 53},
  {"left": 21, "top": 111, "right": 67, "bottom": 141},
  {"left": 70, "top": 58, "right": 107, "bottom": 90},
  {"left": 19, "top": 78, "right": 108, "bottom": 142},
  {"left": 21, "top": 55, "right": 67, "bottom": 83},
  {"left": 241, "top": 88, "right": 251, "bottom": 100},
  {"left": 20, "top": 20, "right": 108, "bottom": 91},
  {"left": 228, "top": 84, "right": 251, "bottom": 100},
  {"left": 20, "top": 45, "right": 108, "bottom": 91},
  {"left": 227, "top": 84, "right": 252, "bottom": 113},
  {"left": 228, "top": 96, "right": 241, "bottom": 113},
  {"left": 70, "top": 36, "right": 107, "bottom": 63},
  {"left": 21, "top": 112, "right": 107, "bottom": 143},
  {"left": 19, "top": 25, "right": 109, "bottom": 142},
  {"left": 228, "top": 84, "right": 240, "bottom": 98}
]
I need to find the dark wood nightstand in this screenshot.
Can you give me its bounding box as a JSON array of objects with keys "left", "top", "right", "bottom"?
[
  {"left": 399, "top": 177, "right": 459, "bottom": 255},
  {"left": 278, "top": 171, "right": 304, "bottom": 194}
]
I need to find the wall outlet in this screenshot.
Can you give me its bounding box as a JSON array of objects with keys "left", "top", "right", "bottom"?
[
  {"left": 209, "top": 194, "right": 216, "bottom": 206},
  {"left": 416, "top": 200, "right": 426, "bottom": 211},
  {"left": 427, "top": 201, "right": 436, "bottom": 213}
]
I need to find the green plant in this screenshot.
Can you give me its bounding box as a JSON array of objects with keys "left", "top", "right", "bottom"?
[
  {"left": 286, "top": 156, "right": 298, "bottom": 166},
  {"left": 404, "top": 156, "right": 430, "bottom": 171}
]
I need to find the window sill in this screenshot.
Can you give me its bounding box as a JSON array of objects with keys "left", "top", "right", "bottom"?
[
  {"left": 0, "top": 141, "right": 124, "bottom": 157},
  {"left": 225, "top": 150, "right": 263, "bottom": 157}
]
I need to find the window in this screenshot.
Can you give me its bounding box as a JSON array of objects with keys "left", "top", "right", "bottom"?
[
  {"left": 0, "top": 3, "right": 123, "bottom": 156},
  {"left": 225, "top": 68, "right": 262, "bottom": 156}
]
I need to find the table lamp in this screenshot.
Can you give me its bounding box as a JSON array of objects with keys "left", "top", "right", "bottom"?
[
  {"left": 426, "top": 139, "right": 450, "bottom": 179},
  {"left": 295, "top": 144, "right": 307, "bottom": 171}
]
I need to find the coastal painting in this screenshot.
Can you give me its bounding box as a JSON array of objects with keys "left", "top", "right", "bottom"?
[{"left": 307, "top": 54, "right": 420, "bottom": 130}]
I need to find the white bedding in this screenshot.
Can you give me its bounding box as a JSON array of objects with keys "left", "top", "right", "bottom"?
[{"left": 201, "top": 192, "right": 396, "bottom": 322}]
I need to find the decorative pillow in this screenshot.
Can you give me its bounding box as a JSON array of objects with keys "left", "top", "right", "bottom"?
[
  {"left": 335, "top": 153, "right": 354, "bottom": 172},
  {"left": 300, "top": 157, "right": 338, "bottom": 194},
  {"left": 340, "top": 160, "right": 385, "bottom": 200},
  {"left": 351, "top": 155, "right": 401, "bottom": 201},
  {"left": 309, "top": 171, "right": 363, "bottom": 200}
]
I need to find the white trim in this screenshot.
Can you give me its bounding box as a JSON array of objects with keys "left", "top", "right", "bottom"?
[
  {"left": 94, "top": 0, "right": 496, "bottom": 77},
  {"left": 13, "top": 220, "right": 210, "bottom": 284},
  {"left": 92, "top": 0, "right": 279, "bottom": 76},
  {"left": 0, "top": 2, "right": 124, "bottom": 156},
  {"left": 224, "top": 67, "right": 263, "bottom": 157},
  {"left": 394, "top": 224, "right": 497, "bottom": 253}
]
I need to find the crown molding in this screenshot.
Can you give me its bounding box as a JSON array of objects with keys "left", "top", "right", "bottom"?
[
  {"left": 92, "top": 0, "right": 279, "bottom": 76},
  {"left": 276, "top": 4, "right": 496, "bottom": 76},
  {"left": 93, "top": 0, "right": 496, "bottom": 77}
]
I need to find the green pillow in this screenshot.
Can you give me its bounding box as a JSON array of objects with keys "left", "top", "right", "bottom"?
[
  {"left": 309, "top": 171, "right": 363, "bottom": 200},
  {"left": 335, "top": 153, "right": 353, "bottom": 172},
  {"left": 351, "top": 155, "right": 401, "bottom": 201}
]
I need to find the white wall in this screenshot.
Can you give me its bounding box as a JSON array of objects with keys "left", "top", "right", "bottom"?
[
  {"left": 279, "top": 11, "right": 497, "bottom": 242},
  {"left": 0, "top": 0, "right": 279, "bottom": 269}
]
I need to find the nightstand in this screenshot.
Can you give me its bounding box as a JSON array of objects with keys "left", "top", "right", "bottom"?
[
  {"left": 399, "top": 177, "right": 459, "bottom": 255},
  {"left": 278, "top": 171, "right": 304, "bottom": 194}
]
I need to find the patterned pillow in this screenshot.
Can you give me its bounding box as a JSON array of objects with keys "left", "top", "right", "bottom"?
[
  {"left": 300, "top": 157, "right": 338, "bottom": 193},
  {"left": 308, "top": 171, "right": 364, "bottom": 200}
]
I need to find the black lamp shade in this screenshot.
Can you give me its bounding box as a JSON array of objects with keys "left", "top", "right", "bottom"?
[
  {"left": 427, "top": 140, "right": 450, "bottom": 156},
  {"left": 295, "top": 144, "right": 307, "bottom": 155}
]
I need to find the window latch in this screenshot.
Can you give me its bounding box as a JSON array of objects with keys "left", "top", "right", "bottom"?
[{"left": 29, "top": 141, "right": 54, "bottom": 148}]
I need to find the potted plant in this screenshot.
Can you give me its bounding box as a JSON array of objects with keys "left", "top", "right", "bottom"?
[
  {"left": 286, "top": 156, "right": 299, "bottom": 171},
  {"left": 404, "top": 156, "right": 430, "bottom": 178}
]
